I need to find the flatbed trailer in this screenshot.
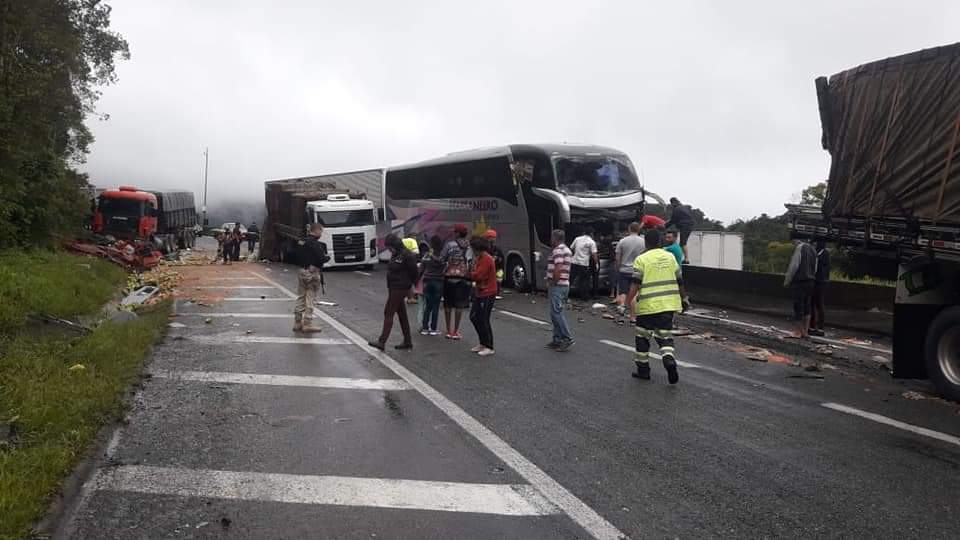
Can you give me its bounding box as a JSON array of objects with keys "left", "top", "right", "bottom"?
[{"left": 788, "top": 42, "right": 960, "bottom": 400}]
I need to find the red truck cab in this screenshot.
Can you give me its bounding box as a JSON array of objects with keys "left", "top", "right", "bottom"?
[{"left": 93, "top": 186, "right": 158, "bottom": 239}]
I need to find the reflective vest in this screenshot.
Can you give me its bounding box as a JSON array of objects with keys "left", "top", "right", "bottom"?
[
  {"left": 402, "top": 237, "right": 419, "bottom": 254},
  {"left": 632, "top": 248, "right": 682, "bottom": 315}
]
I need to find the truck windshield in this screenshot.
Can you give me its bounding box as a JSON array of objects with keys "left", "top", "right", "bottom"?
[
  {"left": 315, "top": 209, "right": 374, "bottom": 227},
  {"left": 99, "top": 197, "right": 143, "bottom": 217},
  {"left": 553, "top": 155, "right": 640, "bottom": 196}
]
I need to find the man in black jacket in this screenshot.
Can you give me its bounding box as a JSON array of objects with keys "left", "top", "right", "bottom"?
[
  {"left": 369, "top": 234, "right": 419, "bottom": 351},
  {"left": 784, "top": 239, "right": 818, "bottom": 338},
  {"left": 665, "top": 197, "right": 695, "bottom": 262},
  {"left": 294, "top": 223, "right": 329, "bottom": 332}
]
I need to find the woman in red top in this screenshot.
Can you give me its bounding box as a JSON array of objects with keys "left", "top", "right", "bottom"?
[{"left": 469, "top": 236, "right": 498, "bottom": 356}]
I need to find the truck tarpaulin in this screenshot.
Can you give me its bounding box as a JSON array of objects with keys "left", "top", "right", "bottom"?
[{"left": 819, "top": 42, "right": 960, "bottom": 224}]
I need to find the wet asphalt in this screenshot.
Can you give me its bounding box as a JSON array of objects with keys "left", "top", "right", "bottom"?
[{"left": 60, "top": 262, "right": 960, "bottom": 539}]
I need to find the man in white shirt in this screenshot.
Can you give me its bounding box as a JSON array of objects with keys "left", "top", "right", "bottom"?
[{"left": 569, "top": 227, "right": 599, "bottom": 299}]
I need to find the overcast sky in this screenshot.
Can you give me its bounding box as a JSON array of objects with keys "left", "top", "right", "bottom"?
[{"left": 82, "top": 0, "right": 959, "bottom": 224}]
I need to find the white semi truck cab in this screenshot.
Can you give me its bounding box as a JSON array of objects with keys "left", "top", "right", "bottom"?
[{"left": 306, "top": 194, "right": 378, "bottom": 268}]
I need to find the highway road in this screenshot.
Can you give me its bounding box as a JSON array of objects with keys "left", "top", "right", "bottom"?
[{"left": 59, "top": 262, "right": 960, "bottom": 538}]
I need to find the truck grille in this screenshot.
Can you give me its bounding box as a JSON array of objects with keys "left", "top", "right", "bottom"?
[{"left": 332, "top": 233, "right": 365, "bottom": 263}]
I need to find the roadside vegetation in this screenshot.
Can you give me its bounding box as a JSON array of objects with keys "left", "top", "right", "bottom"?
[{"left": 0, "top": 251, "right": 169, "bottom": 538}]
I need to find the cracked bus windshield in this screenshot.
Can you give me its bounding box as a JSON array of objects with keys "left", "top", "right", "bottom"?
[{"left": 553, "top": 155, "right": 640, "bottom": 196}]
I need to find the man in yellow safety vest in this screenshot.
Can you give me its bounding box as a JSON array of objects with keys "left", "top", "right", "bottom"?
[{"left": 626, "top": 229, "right": 685, "bottom": 384}]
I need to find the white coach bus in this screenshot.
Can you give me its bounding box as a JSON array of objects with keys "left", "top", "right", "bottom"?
[{"left": 380, "top": 144, "right": 664, "bottom": 291}]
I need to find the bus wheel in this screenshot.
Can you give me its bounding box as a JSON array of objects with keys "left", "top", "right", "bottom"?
[
  {"left": 925, "top": 307, "right": 960, "bottom": 401},
  {"left": 506, "top": 255, "right": 529, "bottom": 292}
]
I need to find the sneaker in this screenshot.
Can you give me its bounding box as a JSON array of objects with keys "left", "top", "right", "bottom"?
[
  {"left": 632, "top": 363, "right": 651, "bottom": 380},
  {"left": 470, "top": 344, "right": 484, "bottom": 352},
  {"left": 663, "top": 355, "right": 679, "bottom": 384},
  {"left": 545, "top": 341, "right": 560, "bottom": 349},
  {"left": 478, "top": 348, "right": 496, "bottom": 357},
  {"left": 556, "top": 339, "right": 575, "bottom": 352},
  {"left": 367, "top": 340, "right": 385, "bottom": 351},
  {"left": 495, "top": 295, "right": 503, "bottom": 300},
  {"left": 420, "top": 329, "right": 430, "bottom": 336},
  {"left": 445, "top": 333, "right": 454, "bottom": 339},
  {"left": 395, "top": 342, "right": 413, "bottom": 350},
  {"left": 450, "top": 332, "right": 463, "bottom": 340},
  {"left": 809, "top": 328, "right": 825, "bottom": 337},
  {"left": 429, "top": 330, "right": 441, "bottom": 336}
]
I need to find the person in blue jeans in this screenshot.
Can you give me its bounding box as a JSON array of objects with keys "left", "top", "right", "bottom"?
[
  {"left": 545, "top": 229, "right": 575, "bottom": 351},
  {"left": 419, "top": 235, "right": 446, "bottom": 335}
]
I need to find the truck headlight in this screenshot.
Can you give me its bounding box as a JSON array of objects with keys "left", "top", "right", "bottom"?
[{"left": 370, "top": 239, "right": 376, "bottom": 257}]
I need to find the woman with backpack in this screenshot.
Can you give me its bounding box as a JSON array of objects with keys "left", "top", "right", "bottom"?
[
  {"left": 419, "top": 235, "right": 446, "bottom": 336},
  {"left": 441, "top": 224, "right": 473, "bottom": 340},
  {"left": 469, "top": 236, "right": 497, "bottom": 356}
]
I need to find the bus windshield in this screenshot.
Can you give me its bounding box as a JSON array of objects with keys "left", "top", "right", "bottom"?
[
  {"left": 315, "top": 209, "right": 374, "bottom": 227},
  {"left": 552, "top": 154, "right": 640, "bottom": 196}
]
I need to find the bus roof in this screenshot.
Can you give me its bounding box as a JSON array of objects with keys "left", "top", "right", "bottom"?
[{"left": 388, "top": 143, "right": 630, "bottom": 172}]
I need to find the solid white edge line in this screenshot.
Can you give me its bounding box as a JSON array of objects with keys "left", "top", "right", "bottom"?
[
  {"left": 248, "top": 270, "right": 625, "bottom": 540},
  {"left": 496, "top": 309, "right": 549, "bottom": 325},
  {"left": 176, "top": 313, "right": 290, "bottom": 318},
  {"left": 152, "top": 370, "right": 412, "bottom": 391},
  {"left": 95, "top": 465, "right": 558, "bottom": 516},
  {"left": 821, "top": 402, "right": 960, "bottom": 447},
  {"left": 193, "top": 285, "right": 277, "bottom": 289},
  {"left": 189, "top": 335, "right": 353, "bottom": 345},
  {"left": 222, "top": 297, "right": 291, "bottom": 302},
  {"left": 598, "top": 339, "right": 699, "bottom": 368}
]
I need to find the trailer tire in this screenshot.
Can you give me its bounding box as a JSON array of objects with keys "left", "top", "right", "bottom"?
[
  {"left": 506, "top": 255, "right": 529, "bottom": 292},
  {"left": 924, "top": 306, "right": 960, "bottom": 401}
]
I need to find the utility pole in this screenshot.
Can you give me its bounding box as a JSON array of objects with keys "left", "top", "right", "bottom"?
[{"left": 202, "top": 147, "right": 209, "bottom": 226}]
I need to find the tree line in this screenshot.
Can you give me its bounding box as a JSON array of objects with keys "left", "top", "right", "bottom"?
[{"left": 0, "top": 0, "right": 128, "bottom": 249}]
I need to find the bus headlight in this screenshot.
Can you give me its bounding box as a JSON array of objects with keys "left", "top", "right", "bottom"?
[{"left": 534, "top": 251, "right": 542, "bottom": 262}]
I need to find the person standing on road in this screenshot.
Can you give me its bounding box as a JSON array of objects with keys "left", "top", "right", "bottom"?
[
  {"left": 664, "top": 229, "right": 690, "bottom": 311},
  {"left": 784, "top": 238, "right": 818, "bottom": 339},
  {"left": 570, "top": 227, "right": 598, "bottom": 300},
  {"left": 221, "top": 227, "right": 235, "bottom": 265},
  {"left": 484, "top": 229, "right": 505, "bottom": 299},
  {"left": 419, "top": 235, "right": 446, "bottom": 336},
  {"left": 441, "top": 224, "right": 473, "bottom": 340},
  {"left": 402, "top": 233, "right": 421, "bottom": 305},
  {"left": 231, "top": 224, "right": 243, "bottom": 261},
  {"left": 809, "top": 240, "right": 830, "bottom": 337},
  {"left": 369, "top": 234, "right": 419, "bottom": 351},
  {"left": 627, "top": 229, "right": 684, "bottom": 383},
  {"left": 614, "top": 222, "right": 645, "bottom": 311},
  {"left": 294, "top": 223, "right": 329, "bottom": 332},
  {"left": 545, "top": 229, "right": 575, "bottom": 351},
  {"left": 665, "top": 197, "right": 695, "bottom": 262},
  {"left": 247, "top": 221, "right": 260, "bottom": 253},
  {"left": 469, "top": 236, "right": 497, "bottom": 356}
]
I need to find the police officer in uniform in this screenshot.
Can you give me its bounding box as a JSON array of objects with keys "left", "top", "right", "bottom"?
[
  {"left": 294, "top": 223, "right": 329, "bottom": 332},
  {"left": 626, "top": 229, "right": 685, "bottom": 384}
]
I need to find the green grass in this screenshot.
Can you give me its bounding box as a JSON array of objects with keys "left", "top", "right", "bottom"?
[
  {"left": 0, "top": 250, "right": 169, "bottom": 538},
  {"left": 0, "top": 250, "right": 127, "bottom": 333}
]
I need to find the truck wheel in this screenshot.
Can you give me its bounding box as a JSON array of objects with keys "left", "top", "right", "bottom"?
[
  {"left": 924, "top": 306, "right": 960, "bottom": 401},
  {"left": 506, "top": 255, "right": 529, "bottom": 292}
]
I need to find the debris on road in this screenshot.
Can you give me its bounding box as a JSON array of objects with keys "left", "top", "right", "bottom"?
[
  {"left": 787, "top": 373, "right": 825, "bottom": 380},
  {"left": 316, "top": 300, "right": 338, "bottom": 306},
  {"left": 814, "top": 345, "right": 835, "bottom": 356},
  {"left": 120, "top": 285, "right": 159, "bottom": 306}
]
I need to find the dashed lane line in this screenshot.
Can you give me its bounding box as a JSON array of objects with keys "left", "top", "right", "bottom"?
[
  {"left": 94, "top": 465, "right": 559, "bottom": 516},
  {"left": 222, "top": 297, "right": 291, "bottom": 302},
  {"left": 189, "top": 335, "right": 352, "bottom": 345},
  {"left": 249, "top": 270, "right": 626, "bottom": 540},
  {"left": 151, "top": 370, "right": 412, "bottom": 391},
  {"left": 821, "top": 402, "right": 960, "bottom": 447},
  {"left": 355, "top": 270, "right": 372, "bottom": 276},
  {"left": 496, "top": 309, "right": 549, "bottom": 325}
]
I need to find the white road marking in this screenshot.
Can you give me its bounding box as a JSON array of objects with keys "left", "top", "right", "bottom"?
[
  {"left": 152, "top": 370, "right": 412, "bottom": 391},
  {"left": 598, "top": 339, "right": 699, "bottom": 368},
  {"left": 496, "top": 309, "right": 549, "bottom": 326},
  {"left": 194, "top": 285, "right": 277, "bottom": 289},
  {"left": 176, "top": 313, "right": 290, "bottom": 319},
  {"left": 249, "top": 270, "right": 625, "bottom": 540},
  {"left": 95, "top": 465, "right": 558, "bottom": 516},
  {"left": 202, "top": 277, "right": 263, "bottom": 281},
  {"left": 222, "top": 297, "right": 291, "bottom": 302},
  {"left": 190, "top": 335, "right": 353, "bottom": 345},
  {"left": 821, "top": 402, "right": 960, "bottom": 447},
  {"left": 355, "top": 270, "right": 372, "bottom": 276}
]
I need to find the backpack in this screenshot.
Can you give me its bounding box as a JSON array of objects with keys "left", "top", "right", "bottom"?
[{"left": 444, "top": 240, "right": 469, "bottom": 279}]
